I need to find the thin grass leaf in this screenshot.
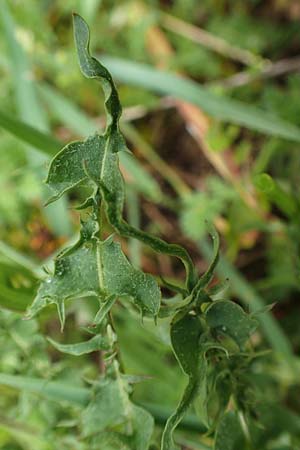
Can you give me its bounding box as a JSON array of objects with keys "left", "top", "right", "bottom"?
[
  {"left": 100, "top": 55, "right": 300, "bottom": 143},
  {"left": 0, "top": 373, "right": 89, "bottom": 405},
  {"left": 0, "top": 110, "right": 60, "bottom": 156},
  {"left": 0, "top": 1, "right": 71, "bottom": 236},
  {"left": 0, "top": 258, "right": 37, "bottom": 312}
]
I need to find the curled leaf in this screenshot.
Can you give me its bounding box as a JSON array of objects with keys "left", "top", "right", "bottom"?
[{"left": 72, "top": 13, "right": 196, "bottom": 291}]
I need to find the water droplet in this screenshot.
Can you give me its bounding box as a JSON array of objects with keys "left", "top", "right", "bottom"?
[
  {"left": 222, "top": 326, "right": 227, "bottom": 332},
  {"left": 46, "top": 278, "right": 52, "bottom": 284}
]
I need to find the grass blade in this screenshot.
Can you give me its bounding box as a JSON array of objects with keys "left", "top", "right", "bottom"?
[
  {"left": 0, "top": 110, "right": 60, "bottom": 156},
  {"left": 100, "top": 55, "right": 300, "bottom": 143},
  {"left": 0, "top": 2, "right": 71, "bottom": 236},
  {"left": 0, "top": 373, "right": 89, "bottom": 405}
]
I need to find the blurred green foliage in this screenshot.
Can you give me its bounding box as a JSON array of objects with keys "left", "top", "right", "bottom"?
[{"left": 0, "top": 0, "right": 300, "bottom": 449}]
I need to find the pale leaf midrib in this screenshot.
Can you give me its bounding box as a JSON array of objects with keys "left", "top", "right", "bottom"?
[{"left": 96, "top": 244, "right": 105, "bottom": 293}]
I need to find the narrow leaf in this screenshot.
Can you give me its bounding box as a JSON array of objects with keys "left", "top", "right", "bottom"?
[
  {"left": 0, "top": 110, "right": 60, "bottom": 156},
  {"left": 100, "top": 55, "right": 300, "bottom": 143},
  {"left": 47, "top": 334, "right": 109, "bottom": 355},
  {"left": 0, "top": 373, "right": 89, "bottom": 405}
]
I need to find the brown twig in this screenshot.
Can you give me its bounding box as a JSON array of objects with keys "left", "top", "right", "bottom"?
[
  {"left": 211, "top": 55, "right": 300, "bottom": 89},
  {"left": 162, "top": 13, "right": 266, "bottom": 67}
]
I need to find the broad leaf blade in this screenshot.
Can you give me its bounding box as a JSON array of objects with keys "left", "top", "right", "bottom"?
[
  {"left": 206, "top": 300, "right": 258, "bottom": 349},
  {"left": 27, "top": 226, "right": 161, "bottom": 328},
  {"left": 161, "top": 314, "right": 206, "bottom": 450},
  {"left": 82, "top": 376, "right": 154, "bottom": 449},
  {"left": 82, "top": 379, "right": 128, "bottom": 436},
  {"left": 214, "top": 411, "right": 245, "bottom": 450},
  {"left": 171, "top": 314, "right": 203, "bottom": 376}
]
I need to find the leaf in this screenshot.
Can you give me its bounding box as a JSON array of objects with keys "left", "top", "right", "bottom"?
[
  {"left": 38, "top": 83, "right": 161, "bottom": 201},
  {"left": 192, "top": 225, "right": 220, "bottom": 299},
  {"left": 161, "top": 314, "right": 207, "bottom": 450},
  {"left": 82, "top": 377, "right": 154, "bottom": 450},
  {"left": 129, "top": 405, "right": 154, "bottom": 450},
  {"left": 214, "top": 411, "right": 245, "bottom": 450},
  {"left": 180, "top": 180, "right": 234, "bottom": 241},
  {"left": 47, "top": 334, "right": 110, "bottom": 355},
  {"left": 206, "top": 300, "right": 258, "bottom": 349},
  {"left": 42, "top": 13, "right": 195, "bottom": 290},
  {"left": 193, "top": 370, "right": 209, "bottom": 429},
  {"left": 0, "top": 373, "right": 89, "bottom": 406},
  {"left": 161, "top": 355, "right": 208, "bottom": 450},
  {"left": 45, "top": 132, "right": 124, "bottom": 205},
  {"left": 200, "top": 239, "right": 296, "bottom": 371},
  {"left": 0, "top": 110, "right": 60, "bottom": 156},
  {"left": 171, "top": 314, "right": 203, "bottom": 377},
  {"left": 27, "top": 221, "right": 161, "bottom": 329},
  {"left": 73, "top": 13, "right": 195, "bottom": 290},
  {"left": 162, "top": 311, "right": 229, "bottom": 449},
  {"left": 81, "top": 378, "right": 128, "bottom": 436},
  {"left": 0, "top": 258, "right": 37, "bottom": 313},
  {"left": 254, "top": 172, "right": 298, "bottom": 218},
  {"left": 93, "top": 294, "right": 117, "bottom": 324},
  {"left": 100, "top": 55, "right": 300, "bottom": 143}
]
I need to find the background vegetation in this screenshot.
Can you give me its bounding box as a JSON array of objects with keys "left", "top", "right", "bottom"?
[{"left": 0, "top": 1, "right": 300, "bottom": 449}]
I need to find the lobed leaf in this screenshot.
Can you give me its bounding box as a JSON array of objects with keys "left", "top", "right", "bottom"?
[
  {"left": 45, "top": 133, "right": 125, "bottom": 206},
  {"left": 41, "top": 14, "right": 195, "bottom": 290},
  {"left": 27, "top": 223, "right": 161, "bottom": 329}
]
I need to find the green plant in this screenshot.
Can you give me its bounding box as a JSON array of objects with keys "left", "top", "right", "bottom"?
[{"left": 22, "top": 14, "right": 261, "bottom": 450}]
